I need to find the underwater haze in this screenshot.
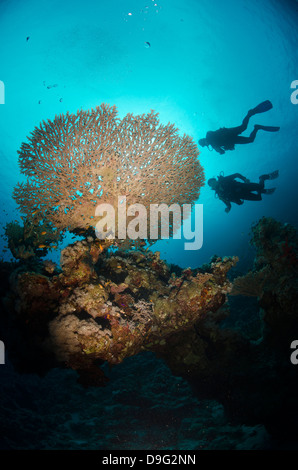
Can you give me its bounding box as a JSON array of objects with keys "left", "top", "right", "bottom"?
[
  {"left": 1, "top": 0, "right": 298, "bottom": 268},
  {"left": 0, "top": 0, "right": 298, "bottom": 452}
]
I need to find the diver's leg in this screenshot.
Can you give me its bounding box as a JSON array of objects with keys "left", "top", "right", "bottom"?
[
  {"left": 259, "top": 174, "right": 274, "bottom": 187},
  {"left": 246, "top": 183, "right": 263, "bottom": 192},
  {"left": 254, "top": 125, "right": 280, "bottom": 132},
  {"left": 234, "top": 127, "right": 258, "bottom": 144},
  {"left": 242, "top": 192, "right": 262, "bottom": 201},
  {"left": 234, "top": 184, "right": 262, "bottom": 200},
  {"left": 235, "top": 112, "right": 252, "bottom": 134},
  {"left": 228, "top": 110, "right": 253, "bottom": 137},
  {"left": 256, "top": 177, "right": 277, "bottom": 195},
  {"left": 247, "top": 127, "right": 258, "bottom": 142},
  {"left": 235, "top": 124, "right": 279, "bottom": 145},
  {"left": 262, "top": 188, "right": 276, "bottom": 194},
  {"left": 233, "top": 103, "right": 276, "bottom": 137},
  {"left": 259, "top": 175, "right": 267, "bottom": 187},
  {"left": 237, "top": 104, "right": 264, "bottom": 133},
  {"left": 240, "top": 183, "right": 264, "bottom": 197}
]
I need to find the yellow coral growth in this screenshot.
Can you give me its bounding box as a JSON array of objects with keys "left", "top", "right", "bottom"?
[{"left": 13, "top": 103, "right": 205, "bottom": 235}]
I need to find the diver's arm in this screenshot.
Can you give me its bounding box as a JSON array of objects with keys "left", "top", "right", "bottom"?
[
  {"left": 224, "top": 201, "right": 232, "bottom": 213},
  {"left": 219, "top": 197, "right": 231, "bottom": 213},
  {"left": 226, "top": 173, "right": 249, "bottom": 182},
  {"left": 213, "top": 145, "right": 225, "bottom": 155}
]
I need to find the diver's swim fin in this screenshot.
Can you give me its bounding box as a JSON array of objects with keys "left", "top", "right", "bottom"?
[
  {"left": 254, "top": 124, "right": 280, "bottom": 132},
  {"left": 259, "top": 170, "right": 279, "bottom": 183},
  {"left": 249, "top": 100, "right": 273, "bottom": 115},
  {"left": 267, "top": 170, "right": 279, "bottom": 180},
  {"left": 262, "top": 187, "right": 276, "bottom": 195}
]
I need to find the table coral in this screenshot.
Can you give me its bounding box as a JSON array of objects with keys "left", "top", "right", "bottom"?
[{"left": 13, "top": 103, "right": 205, "bottom": 237}]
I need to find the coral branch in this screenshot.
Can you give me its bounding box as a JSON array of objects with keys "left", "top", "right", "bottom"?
[{"left": 13, "top": 104, "right": 205, "bottom": 237}]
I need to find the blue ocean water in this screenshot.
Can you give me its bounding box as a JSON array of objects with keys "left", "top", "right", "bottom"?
[
  {"left": 1, "top": 0, "right": 298, "bottom": 269},
  {"left": 0, "top": 0, "right": 298, "bottom": 451}
]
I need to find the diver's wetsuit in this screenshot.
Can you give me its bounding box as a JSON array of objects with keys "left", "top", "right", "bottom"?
[
  {"left": 212, "top": 172, "right": 278, "bottom": 212},
  {"left": 205, "top": 114, "right": 257, "bottom": 154},
  {"left": 200, "top": 100, "right": 280, "bottom": 154}
]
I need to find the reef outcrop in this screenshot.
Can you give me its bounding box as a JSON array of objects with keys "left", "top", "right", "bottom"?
[
  {"left": 2, "top": 198, "right": 298, "bottom": 440},
  {"left": 159, "top": 217, "right": 298, "bottom": 437},
  {"left": 2, "top": 237, "right": 237, "bottom": 387}
]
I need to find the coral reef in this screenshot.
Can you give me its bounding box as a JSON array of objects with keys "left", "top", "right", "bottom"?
[
  {"left": 157, "top": 217, "right": 298, "bottom": 438},
  {"left": 3, "top": 238, "right": 236, "bottom": 386},
  {"left": 230, "top": 217, "right": 298, "bottom": 342},
  {"left": 1, "top": 216, "right": 298, "bottom": 442},
  {"left": 13, "top": 104, "right": 205, "bottom": 236},
  {"left": 2, "top": 96, "right": 297, "bottom": 447},
  {"left": 4, "top": 218, "right": 62, "bottom": 260}
]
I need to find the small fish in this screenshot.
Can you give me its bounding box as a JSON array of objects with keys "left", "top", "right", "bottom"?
[
  {"left": 32, "top": 210, "right": 38, "bottom": 215},
  {"left": 144, "top": 41, "right": 151, "bottom": 48},
  {"left": 59, "top": 98, "right": 63, "bottom": 102},
  {"left": 26, "top": 36, "right": 30, "bottom": 41},
  {"left": 41, "top": 231, "right": 47, "bottom": 235},
  {"left": 117, "top": 265, "right": 122, "bottom": 269},
  {"left": 38, "top": 244, "right": 47, "bottom": 249}
]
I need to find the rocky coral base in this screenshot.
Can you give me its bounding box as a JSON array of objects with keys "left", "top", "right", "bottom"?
[
  {"left": 1, "top": 217, "right": 298, "bottom": 443},
  {"left": 2, "top": 238, "right": 236, "bottom": 386},
  {"left": 158, "top": 217, "right": 298, "bottom": 438}
]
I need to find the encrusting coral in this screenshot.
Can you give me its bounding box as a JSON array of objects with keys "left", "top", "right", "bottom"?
[
  {"left": 230, "top": 217, "right": 298, "bottom": 339},
  {"left": 2, "top": 206, "right": 298, "bottom": 438},
  {"left": 162, "top": 218, "right": 298, "bottom": 376},
  {"left": 4, "top": 218, "right": 62, "bottom": 260},
  {"left": 13, "top": 103, "right": 205, "bottom": 236},
  {"left": 5, "top": 238, "right": 237, "bottom": 383},
  {"left": 157, "top": 217, "right": 298, "bottom": 436}
]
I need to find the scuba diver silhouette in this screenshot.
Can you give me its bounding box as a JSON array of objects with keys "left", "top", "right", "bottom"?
[
  {"left": 199, "top": 100, "right": 280, "bottom": 154},
  {"left": 208, "top": 170, "right": 279, "bottom": 212}
]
